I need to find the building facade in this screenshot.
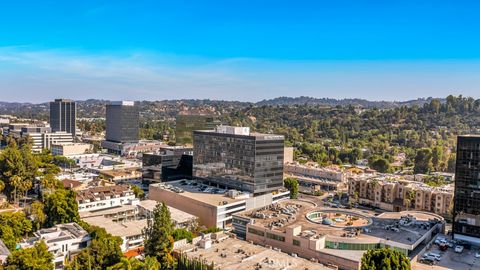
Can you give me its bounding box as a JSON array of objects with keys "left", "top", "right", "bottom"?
[
  {"left": 148, "top": 180, "right": 290, "bottom": 229},
  {"left": 19, "top": 126, "right": 74, "bottom": 152},
  {"left": 453, "top": 135, "right": 480, "bottom": 245},
  {"left": 105, "top": 101, "right": 139, "bottom": 143},
  {"left": 193, "top": 126, "right": 285, "bottom": 194},
  {"left": 20, "top": 223, "right": 91, "bottom": 269},
  {"left": 51, "top": 142, "right": 92, "bottom": 156},
  {"left": 142, "top": 146, "right": 193, "bottom": 182},
  {"left": 50, "top": 99, "right": 77, "bottom": 136},
  {"left": 175, "top": 114, "right": 220, "bottom": 145},
  {"left": 348, "top": 177, "right": 453, "bottom": 216},
  {"left": 76, "top": 185, "right": 136, "bottom": 212}
]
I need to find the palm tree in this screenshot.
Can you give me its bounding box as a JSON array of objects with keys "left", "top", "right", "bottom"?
[
  {"left": 10, "top": 175, "right": 22, "bottom": 205},
  {"left": 144, "top": 256, "right": 160, "bottom": 270},
  {"left": 107, "top": 257, "right": 144, "bottom": 270}
]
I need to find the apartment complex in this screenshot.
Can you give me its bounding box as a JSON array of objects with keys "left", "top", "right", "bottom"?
[
  {"left": 193, "top": 126, "right": 285, "bottom": 195},
  {"left": 453, "top": 135, "right": 480, "bottom": 245},
  {"left": 76, "top": 185, "right": 136, "bottom": 212},
  {"left": 348, "top": 177, "right": 453, "bottom": 216},
  {"left": 50, "top": 99, "right": 77, "bottom": 136}
]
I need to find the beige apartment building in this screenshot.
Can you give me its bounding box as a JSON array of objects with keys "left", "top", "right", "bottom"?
[{"left": 348, "top": 177, "right": 453, "bottom": 217}]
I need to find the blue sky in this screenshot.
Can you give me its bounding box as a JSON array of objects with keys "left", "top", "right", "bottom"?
[{"left": 1, "top": 1, "right": 480, "bottom": 102}]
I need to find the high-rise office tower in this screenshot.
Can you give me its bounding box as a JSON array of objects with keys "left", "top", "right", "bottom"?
[
  {"left": 193, "top": 126, "right": 284, "bottom": 195},
  {"left": 453, "top": 135, "right": 480, "bottom": 244},
  {"left": 50, "top": 99, "right": 77, "bottom": 136},
  {"left": 105, "top": 101, "right": 139, "bottom": 143},
  {"left": 175, "top": 114, "right": 221, "bottom": 145}
]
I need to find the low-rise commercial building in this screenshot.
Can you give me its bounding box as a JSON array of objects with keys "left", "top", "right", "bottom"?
[
  {"left": 148, "top": 180, "right": 290, "bottom": 229},
  {"left": 69, "top": 154, "right": 141, "bottom": 171},
  {"left": 51, "top": 142, "right": 92, "bottom": 156},
  {"left": 14, "top": 126, "right": 74, "bottom": 152},
  {"left": 142, "top": 146, "right": 193, "bottom": 182},
  {"left": 284, "top": 162, "right": 347, "bottom": 190},
  {"left": 233, "top": 200, "right": 444, "bottom": 270},
  {"left": 177, "top": 236, "right": 332, "bottom": 270},
  {"left": 20, "top": 223, "right": 91, "bottom": 269}
]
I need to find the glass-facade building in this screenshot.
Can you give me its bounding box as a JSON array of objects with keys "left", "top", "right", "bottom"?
[
  {"left": 175, "top": 115, "right": 221, "bottom": 145},
  {"left": 105, "top": 101, "right": 139, "bottom": 143},
  {"left": 453, "top": 135, "right": 480, "bottom": 244},
  {"left": 50, "top": 99, "right": 76, "bottom": 136},
  {"left": 193, "top": 127, "right": 284, "bottom": 194}
]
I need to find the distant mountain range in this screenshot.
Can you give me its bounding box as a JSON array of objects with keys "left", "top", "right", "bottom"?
[
  {"left": 0, "top": 96, "right": 445, "bottom": 120},
  {"left": 255, "top": 96, "right": 444, "bottom": 108}
]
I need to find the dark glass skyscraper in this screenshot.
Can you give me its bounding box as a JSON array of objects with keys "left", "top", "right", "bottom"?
[
  {"left": 105, "top": 101, "right": 139, "bottom": 143},
  {"left": 175, "top": 114, "right": 221, "bottom": 145},
  {"left": 193, "top": 126, "right": 284, "bottom": 194},
  {"left": 49, "top": 99, "right": 76, "bottom": 136},
  {"left": 453, "top": 135, "right": 480, "bottom": 244}
]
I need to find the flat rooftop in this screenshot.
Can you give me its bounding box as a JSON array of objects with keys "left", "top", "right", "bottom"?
[
  {"left": 241, "top": 200, "right": 443, "bottom": 248},
  {"left": 83, "top": 216, "right": 146, "bottom": 237},
  {"left": 139, "top": 199, "right": 197, "bottom": 224},
  {"left": 181, "top": 237, "right": 330, "bottom": 270},
  {"left": 150, "top": 180, "right": 250, "bottom": 206}
]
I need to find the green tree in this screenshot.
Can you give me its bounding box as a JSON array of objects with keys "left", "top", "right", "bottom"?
[
  {"left": 107, "top": 257, "right": 145, "bottom": 270},
  {"left": 44, "top": 188, "right": 80, "bottom": 227},
  {"left": 66, "top": 225, "right": 124, "bottom": 270},
  {"left": 143, "top": 202, "right": 176, "bottom": 270},
  {"left": 5, "top": 241, "right": 54, "bottom": 270},
  {"left": 284, "top": 178, "right": 299, "bottom": 199},
  {"left": 144, "top": 256, "right": 161, "bottom": 270},
  {"left": 131, "top": 185, "right": 145, "bottom": 199},
  {"left": 360, "top": 248, "right": 410, "bottom": 270},
  {"left": 0, "top": 212, "right": 33, "bottom": 249},
  {"left": 414, "top": 148, "right": 434, "bottom": 174},
  {"left": 28, "top": 201, "right": 46, "bottom": 230},
  {"left": 431, "top": 146, "right": 444, "bottom": 171},
  {"left": 173, "top": 228, "right": 194, "bottom": 242},
  {"left": 370, "top": 158, "right": 390, "bottom": 173}
]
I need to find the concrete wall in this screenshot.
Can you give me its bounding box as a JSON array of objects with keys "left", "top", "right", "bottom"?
[{"left": 148, "top": 186, "right": 218, "bottom": 228}]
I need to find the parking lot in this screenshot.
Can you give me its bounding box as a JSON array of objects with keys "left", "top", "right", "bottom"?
[{"left": 414, "top": 237, "right": 480, "bottom": 270}]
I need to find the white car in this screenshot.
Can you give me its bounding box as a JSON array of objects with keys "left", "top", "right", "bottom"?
[
  {"left": 435, "top": 238, "right": 446, "bottom": 245},
  {"left": 475, "top": 252, "right": 480, "bottom": 258},
  {"left": 424, "top": 253, "right": 441, "bottom": 261},
  {"left": 455, "top": 245, "right": 464, "bottom": 253}
]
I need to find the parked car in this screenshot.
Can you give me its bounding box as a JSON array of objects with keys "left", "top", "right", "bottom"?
[
  {"left": 475, "top": 252, "right": 480, "bottom": 258},
  {"left": 455, "top": 245, "right": 464, "bottom": 253},
  {"left": 424, "top": 253, "right": 442, "bottom": 261},
  {"left": 420, "top": 258, "right": 435, "bottom": 265}
]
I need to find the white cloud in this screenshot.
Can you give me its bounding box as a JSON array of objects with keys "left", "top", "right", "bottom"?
[{"left": 0, "top": 47, "right": 479, "bottom": 102}]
